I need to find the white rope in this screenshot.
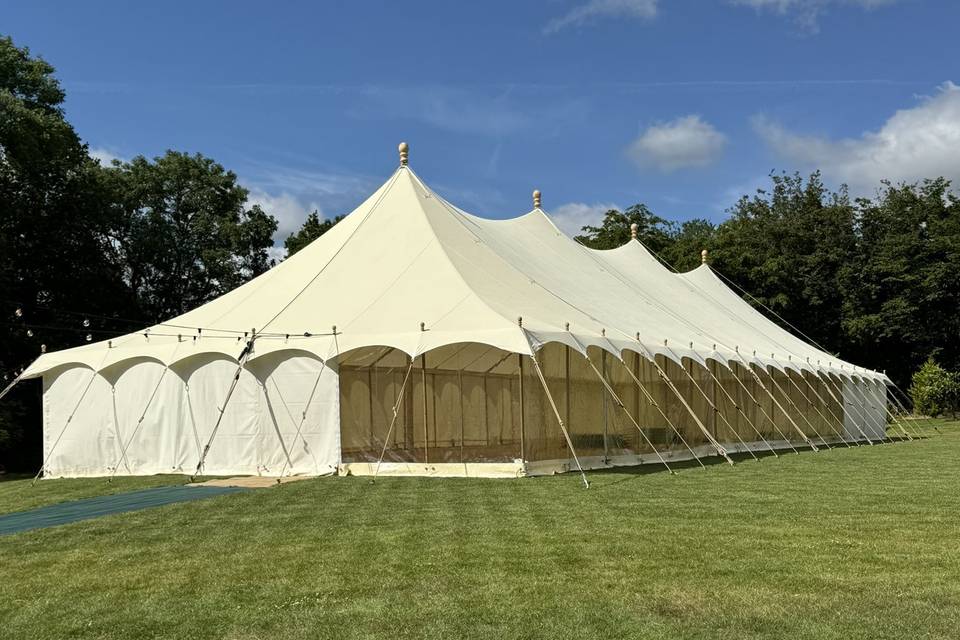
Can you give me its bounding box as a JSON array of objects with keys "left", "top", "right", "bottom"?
[
  {"left": 780, "top": 369, "right": 854, "bottom": 448},
  {"left": 697, "top": 357, "right": 779, "bottom": 458}
]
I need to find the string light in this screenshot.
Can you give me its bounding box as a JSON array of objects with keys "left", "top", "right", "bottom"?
[
  {"left": 26, "top": 329, "right": 33, "bottom": 337},
  {"left": 85, "top": 334, "right": 92, "bottom": 342},
  {"left": 83, "top": 318, "right": 90, "bottom": 327}
]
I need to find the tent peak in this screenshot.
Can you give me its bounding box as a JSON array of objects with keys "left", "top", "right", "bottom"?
[
  {"left": 533, "top": 189, "right": 541, "bottom": 209},
  {"left": 398, "top": 141, "right": 409, "bottom": 166},
  {"left": 630, "top": 223, "right": 638, "bottom": 240}
]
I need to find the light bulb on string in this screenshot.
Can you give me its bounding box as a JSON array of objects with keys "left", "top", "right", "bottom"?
[
  {"left": 85, "top": 334, "right": 92, "bottom": 342},
  {"left": 83, "top": 319, "right": 90, "bottom": 328},
  {"left": 26, "top": 329, "right": 33, "bottom": 337},
  {"left": 41, "top": 344, "right": 47, "bottom": 353},
  {"left": 15, "top": 308, "right": 23, "bottom": 318}
]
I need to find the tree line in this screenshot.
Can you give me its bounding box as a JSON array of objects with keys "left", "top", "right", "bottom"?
[{"left": 2, "top": 34, "right": 958, "bottom": 469}]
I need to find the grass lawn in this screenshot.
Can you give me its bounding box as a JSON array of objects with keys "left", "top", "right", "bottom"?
[{"left": 1, "top": 419, "right": 957, "bottom": 640}]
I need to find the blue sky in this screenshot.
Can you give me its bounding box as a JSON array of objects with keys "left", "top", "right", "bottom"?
[{"left": 5, "top": 0, "right": 959, "bottom": 249}]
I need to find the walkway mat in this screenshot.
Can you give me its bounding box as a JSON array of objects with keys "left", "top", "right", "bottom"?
[{"left": 0, "top": 485, "right": 244, "bottom": 536}]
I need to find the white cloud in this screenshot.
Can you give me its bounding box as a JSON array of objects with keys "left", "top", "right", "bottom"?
[
  {"left": 730, "top": 0, "right": 902, "bottom": 33},
  {"left": 548, "top": 202, "right": 620, "bottom": 237},
  {"left": 627, "top": 115, "right": 727, "bottom": 172},
  {"left": 89, "top": 147, "right": 125, "bottom": 166},
  {"left": 245, "top": 188, "right": 322, "bottom": 244},
  {"left": 544, "top": 0, "right": 658, "bottom": 34},
  {"left": 754, "top": 81, "right": 960, "bottom": 195}
]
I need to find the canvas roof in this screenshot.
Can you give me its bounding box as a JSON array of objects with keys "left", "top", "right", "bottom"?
[{"left": 23, "top": 163, "right": 886, "bottom": 383}]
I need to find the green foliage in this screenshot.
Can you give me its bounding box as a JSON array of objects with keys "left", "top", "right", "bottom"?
[
  {"left": 0, "top": 36, "right": 278, "bottom": 469},
  {"left": 284, "top": 211, "right": 344, "bottom": 257},
  {"left": 575, "top": 203, "right": 675, "bottom": 253},
  {"left": 909, "top": 359, "right": 960, "bottom": 417},
  {"left": 105, "top": 151, "right": 277, "bottom": 319}
]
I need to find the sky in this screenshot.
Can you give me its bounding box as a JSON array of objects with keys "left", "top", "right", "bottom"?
[{"left": 4, "top": 0, "right": 960, "bottom": 252}]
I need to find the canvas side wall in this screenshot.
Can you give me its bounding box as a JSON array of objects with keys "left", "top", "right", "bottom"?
[{"left": 40, "top": 352, "right": 339, "bottom": 478}]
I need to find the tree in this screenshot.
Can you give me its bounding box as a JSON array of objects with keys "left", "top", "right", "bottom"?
[
  {"left": 575, "top": 203, "right": 675, "bottom": 253},
  {"left": 1, "top": 36, "right": 131, "bottom": 469},
  {"left": 106, "top": 151, "right": 278, "bottom": 320},
  {"left": 710, "top": 172, "right": 857, "bottom": 356},
  {"left": 661, "top": 219, "right": 716, "bottom": 271},
  {"left": 284, "top": 211, "right": 344, "bottom": 257},
  {"left": 842, "top": 179, "right": 960, "bottom": 383},
  {"left": 909, "top": 359, "right": 960, "bottom": 418}
]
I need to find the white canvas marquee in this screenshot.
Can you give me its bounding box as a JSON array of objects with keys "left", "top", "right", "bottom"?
[{"left": 19, "top": 144, "right": 898, "bottom": 481}]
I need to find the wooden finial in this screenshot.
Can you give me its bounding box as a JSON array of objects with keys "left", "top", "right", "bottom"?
[
  {"left": 399, "top": 141, "right": 409, "bottom": 166},
  {"left": 701, "top": 249, "right": 709, "bottom": 264},
  {"left": 630, "top": 223, "right": 638, "bottom": 240},
  {"left": 532, "top": 189, "right": 541, "bottom": 209}
]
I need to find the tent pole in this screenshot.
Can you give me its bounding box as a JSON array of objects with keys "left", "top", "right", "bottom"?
[
  {"left": 813, "top": 370, "right": 878, "bottom": 445},
  {"left": 757, "top": 365, "right": 832, "bottom": 450},
  {"left": 31, "top": 349, "right": 113, "bottom": 485},
  {"left": 276, "top": 357, "right": 330, "bottom": 479},
  {"left": 880, "top": 380, "right": 926, "bottom": 438},
  {"left": 420, "top": 354, "right": 428, "bottom": 465},
  {"left": 528, "top": 353, "right": 589, "bottom": 489},
  {"left": 628, "top": 338, "right": 732, "bottom": 464},
  {"left": 837, "top": 374, "right": 899, "bottom": 441},
  {"left": 616, "top": 354, "right": 705, "bottom": 469},
  {"left": 782, "top": 369, "right": 854, "bottom": 448},
  {"left": 699, "top": 358, "right": 778, "bottom": 458},
  {"left": 580, "top": 350, "right": 674, "bottom": 474},
  {"left": 518, "top": 353, "right": 526, "bottom": 464},
  {"left": 723, "top": 362, "right": 799, "bottom": 454},
  {"left": 190, "top": 333, "right": 257, "bottom": 482},
  {"left": 107, "top": 367, "right": 172, "bottom": 482},
  {"left": 848, "top": 375, "right": 914, "bottom": 441},
  {"left": 731, "top": 352, "right": 820, "bottom": 451},
  {"left": 888, "top": 379, "right": 940, "bottom": 434},
  {"left": 663, "top": 347, "right": 757, "bottom": 461},
  {"left": 601, "top": 351, "right": 610, "bottom": 464},
  {"left": 821, "top": 372, "right": 884, "bottom": 445},
  {"left": 373, "top": 359, "right": 415, "bottom": 482},
  {"left": 886, "top": 386, "right": 926, "bottom": 438}
]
